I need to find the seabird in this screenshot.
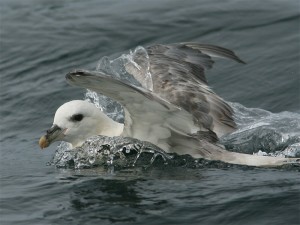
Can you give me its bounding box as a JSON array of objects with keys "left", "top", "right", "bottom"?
[{"left": 39, "top": 43, "right": 299, "bottom": 167}]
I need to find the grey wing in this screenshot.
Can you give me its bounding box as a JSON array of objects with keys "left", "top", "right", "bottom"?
[
  {"left": 65, "top": 69, "right": 298, "bottom": 167},
  {"left": 125, "top": 43, "right": 244, "bottom": 138},
  {"left": 66, "top": 70, "right": 213, "bottom": 151}
]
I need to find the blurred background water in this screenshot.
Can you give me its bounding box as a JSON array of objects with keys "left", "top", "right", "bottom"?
[{"left": 0, "top": 0, "right": 299, "bottom": 224}]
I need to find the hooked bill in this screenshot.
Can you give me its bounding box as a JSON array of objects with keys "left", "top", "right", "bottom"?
[{"left": 39, "top": 135, "right": 49, "bottom": 149}]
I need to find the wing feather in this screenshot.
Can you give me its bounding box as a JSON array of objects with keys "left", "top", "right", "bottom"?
[
  {"left": 65, "top": 44, "right": 300, "bottom": 167},
  {"left": 66, "top": 70, "right": 215, "bottom": 151},
  {"left": 138, "top": 43, "right": 241, "bottom": 137}
]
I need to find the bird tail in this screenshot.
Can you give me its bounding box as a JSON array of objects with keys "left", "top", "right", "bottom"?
[{"left": 196, "top": 141, "right": 300, "bottom": 167}]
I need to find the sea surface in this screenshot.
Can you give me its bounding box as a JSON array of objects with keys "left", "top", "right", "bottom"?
[{"left": 1, "top": 0, "right": 300, "bottom": 224}]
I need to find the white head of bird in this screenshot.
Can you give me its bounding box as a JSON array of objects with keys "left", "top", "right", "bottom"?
[{"left": 39, "top": 100, "right": 123, "bottom": 149}]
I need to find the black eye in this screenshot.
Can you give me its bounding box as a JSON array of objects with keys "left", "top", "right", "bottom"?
[{"left": 70, "top": 114, "right": 84, "bottom": 122}]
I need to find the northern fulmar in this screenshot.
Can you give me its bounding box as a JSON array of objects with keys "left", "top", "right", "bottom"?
[{"left": 39, "top": 43, "right": 299, "bottom": 167}]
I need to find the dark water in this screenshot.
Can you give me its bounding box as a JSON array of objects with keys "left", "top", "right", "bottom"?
[{"left": 1, "top": 0, "right": 300, "bottom": 224}]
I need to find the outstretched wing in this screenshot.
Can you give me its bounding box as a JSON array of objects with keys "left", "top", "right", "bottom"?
[
  {"left": 65, "top": 68, "right": 300, "bottom": 167},
  {"left": 66, "top": 70, "right": 215, "bottom": 152},
  {"left": 125, "top": 43, "right": 245, "bottom": 137}
]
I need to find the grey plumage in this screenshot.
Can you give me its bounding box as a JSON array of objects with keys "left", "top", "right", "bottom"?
[
  {"left": 66, "top": 43, "right": 299, "bottom": 166},
  {"left": 128, "top": 43, "right": 243, "bottom": 139}
]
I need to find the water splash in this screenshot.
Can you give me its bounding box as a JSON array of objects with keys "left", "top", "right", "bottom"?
[
  {"left": 221, "top": 103, "right": 300, "bottom": 157},
  {"left": 96, "top": 46, "right": 153, "bottom": 90},
  {"left": 85, "top": 90, "right": 124, "bottom": 123},
  {"left": 84, "top": 46, "right": 153, "bottom": 123},
  {"left": 52, "top": 136, "right": 172, "bottom": 169},
  {"left": 124, "top": 46, "right": 153, "bottom": 91}
]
